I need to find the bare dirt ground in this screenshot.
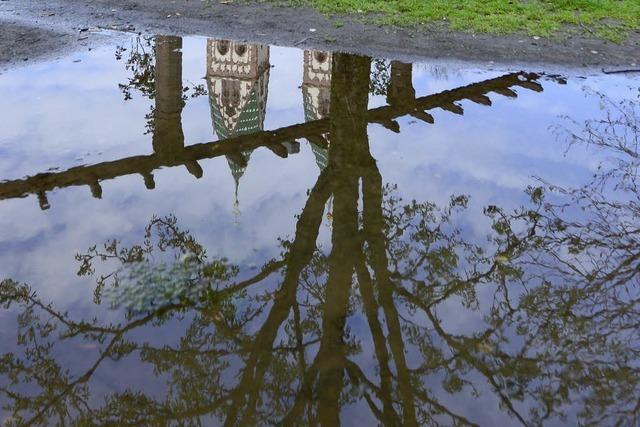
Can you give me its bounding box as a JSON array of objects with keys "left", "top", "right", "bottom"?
[
  {"left": 1, "top": 0, "right": 639, "bottom": 70},
  {"left": 0, "top": 21, "right": 88, "bottom": 70}
]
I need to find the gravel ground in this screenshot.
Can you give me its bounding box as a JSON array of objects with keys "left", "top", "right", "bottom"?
[{"left": 0, "top": 0, "right": 639, "bottom": 71}]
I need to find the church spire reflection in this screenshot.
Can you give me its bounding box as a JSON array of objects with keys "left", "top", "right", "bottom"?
[
  {"left": 206, "top": 39, "right": 270, "bottom": 211},
  {"left": 302, "top": 50, "right": 332, "bottom": 171}
]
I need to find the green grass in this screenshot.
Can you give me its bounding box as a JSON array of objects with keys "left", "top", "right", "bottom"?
[{"left": 280, "top": 0, "right": 640, "bottom": 41}]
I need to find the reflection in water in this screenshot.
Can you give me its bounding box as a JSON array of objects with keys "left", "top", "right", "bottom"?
[
  {"left": 0, "top": 43, "right": 541, "bottom": 212},
  {"left": 303, "top": 49, "right": 332, "bottom": 170},
  {"left": 206, "top": 39, "right": 272, "bottom": 210},
  {"left": 152, "top": 36, "right": 185, "bottom": 160},
  {"left": 151, "top": 36, "right": 204, "bottom": 187},
  {"left": 0, "top": 37, "right": 638, "bottom": 426}
]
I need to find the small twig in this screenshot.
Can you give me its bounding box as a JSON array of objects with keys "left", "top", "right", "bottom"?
[
  {"left": 294, "top": 37, "right": 310, "bottom": 46},
  {"left": 579, "top": 22, "right": 596, "bottom": 36},
  {"left": 602, "top": 68, "right": 640, "bottom": 75}
]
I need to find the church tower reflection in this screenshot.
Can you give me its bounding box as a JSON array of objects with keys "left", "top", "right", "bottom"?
[
  {"left": 302, "top": 50, "right": 332, "bottom": 171},
  {"left": 206, "top": 40, "right": 271, "bottom": 211}
]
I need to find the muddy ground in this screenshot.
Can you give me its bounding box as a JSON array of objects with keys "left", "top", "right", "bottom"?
[{"left": 1, "top": 0, "right": 640, "bottom": 70}]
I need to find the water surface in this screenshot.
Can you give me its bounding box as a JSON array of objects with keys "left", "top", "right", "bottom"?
[{"left": 0, "top": 35, "right": 639, "bottom": 426}]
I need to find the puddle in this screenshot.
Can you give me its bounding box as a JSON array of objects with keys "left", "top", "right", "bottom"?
[{"left": 0, "top": 35, "right": 639, "bottom": 426}]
